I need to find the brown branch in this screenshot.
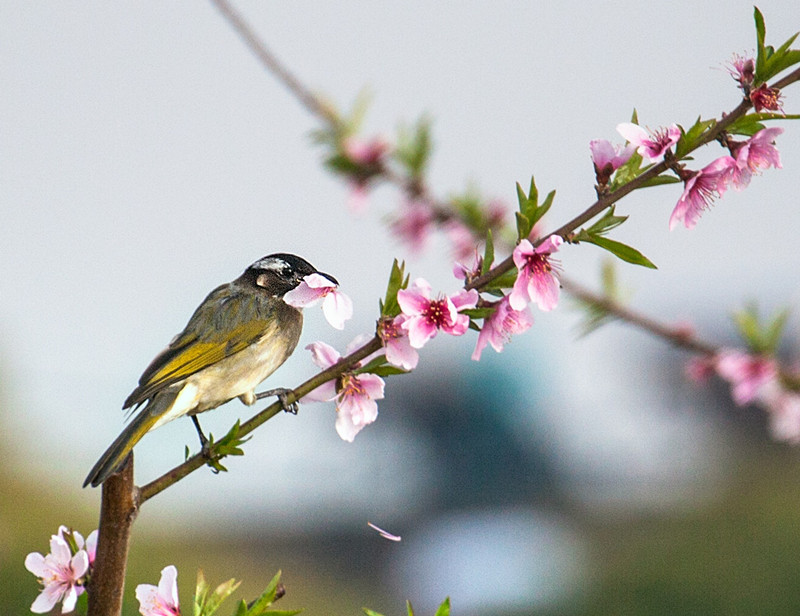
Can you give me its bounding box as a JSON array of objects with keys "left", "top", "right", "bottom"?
[
  {"left": 210, "top": 0, "right": 339, "bottom": 126},
  {"left": 138, "top": 336, "right": 382, "bottom": 503},
  {"left": 560, "top": 278, "right": 718, "bottom": 356},
  {"left": 87, "top": 455, "right": 139, "bottom": 616}
]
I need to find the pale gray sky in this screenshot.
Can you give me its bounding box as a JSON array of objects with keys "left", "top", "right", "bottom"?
[{"left": 2, "top": 1, "right": 799, "bottom": 530}]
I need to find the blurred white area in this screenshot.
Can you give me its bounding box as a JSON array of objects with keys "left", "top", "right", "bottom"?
[{"left": 1, "top": 0, "right": 798, "bottom": 548}]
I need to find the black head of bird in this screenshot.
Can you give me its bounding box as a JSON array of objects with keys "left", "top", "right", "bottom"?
[{"left": 84, "top": 253, "right": 336, "bottom": 487}]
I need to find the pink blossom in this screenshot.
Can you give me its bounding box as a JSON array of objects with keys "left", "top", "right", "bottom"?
[
  {"left": 303, "top": 341, "right": 386, "bottom": 442},
  {"left": 135, "top": 565, "right": 181, "bottom": 616},
  {"left": 284, "top": 272, "right": 353, "bottom": 330},
  {"left": 729, "top": 127, "right": 783, "bottom": 190},
  {"left": 715, "top": 348, "right": 779, "bottom": 406},
  {"left": 669, "top": 156, "right": 736, "bottom": 230},
  {"left": 590, "top": 139, "right": 636, "bottom": 173},
  {"left": 472, "top": 296, "right": 534, "bottom": 361},
  {"left": 727, "top": 53, "right": 755, "bottom": 92},
  {"left": 25, "top": 531, "right": 90, "bottom": 613},
  {"left": 85, "top": 530, "right": 98, "bottom": 566},
  {"left": 616, "top": 122, "right": 681, "bottom": 163},
  {"left": 509, "top": 236, "right": 562, "bottom": 312},
  {"left": 378, "top": 315, "right": 419, "bottom": 370},
  {"left": 397, "top": 278, "right": 479, "bottom": 348},
  {"left": 391, "top": 200, "right": 434, "bottom": 254},
  {"left": 750, "top": 83, "right": 783, "bottom": 113},
  {"left": 758, "top": 381, "right": 800, "bottom": 444}
]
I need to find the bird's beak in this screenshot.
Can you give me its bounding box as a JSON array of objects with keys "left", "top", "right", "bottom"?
[{"left": 317, "top": 271, "right": 339, "bottom": 286}]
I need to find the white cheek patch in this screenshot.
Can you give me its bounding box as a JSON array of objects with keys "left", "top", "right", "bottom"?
[{"left": 253, "top": 258, "right": 290, "bottom": 274}]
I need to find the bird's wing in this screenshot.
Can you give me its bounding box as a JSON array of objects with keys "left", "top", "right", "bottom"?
[{"left": 123, "top": 285, "right": 273, "bottom": 408}]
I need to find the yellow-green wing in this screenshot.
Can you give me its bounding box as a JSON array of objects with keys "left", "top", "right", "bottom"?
[{"left": 123, "top": 284, "right": 275, "bottom": 408}]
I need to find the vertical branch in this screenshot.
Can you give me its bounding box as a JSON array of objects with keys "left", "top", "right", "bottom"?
[{"left": 87, "top": 454, "right": 139, "bottom": 616}]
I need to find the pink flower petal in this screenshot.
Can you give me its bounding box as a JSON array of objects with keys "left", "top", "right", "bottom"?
[
  {"left": 322, "top": 290, "right": 353, "bottom": 330},
  {"left": 305, "top": 341, "right": 341, "bottom": 369},
  {"left": 403, "top": 315, "right": 439, "bottom": 348}
]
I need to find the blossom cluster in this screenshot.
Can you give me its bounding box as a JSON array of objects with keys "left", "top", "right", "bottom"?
[
  {"left": 303, "top": 235, "right": 563, "bottom": 441},
  {"left": 687, "top": 350, "right": 800, "bottom": 442},
  {"left": 304, "top": 49, "right": 792, "bottom": 446},
  {"left": 669, "top": 126, "right": 783, "bottom": 230},
  {"left": 24, "top": 526, "right": 97, "bottom": 613}
]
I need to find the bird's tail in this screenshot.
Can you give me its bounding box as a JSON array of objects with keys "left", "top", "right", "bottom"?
[{"left": 83, "top": 392, "right": 177, "bottom": 488}]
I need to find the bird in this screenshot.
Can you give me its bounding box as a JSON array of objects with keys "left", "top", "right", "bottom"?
[{"left": 84, "top": 253, "right": 336, "bottom": 488}]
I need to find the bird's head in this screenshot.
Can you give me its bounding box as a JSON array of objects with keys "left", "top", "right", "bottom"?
[{"left": 242, "top": 253, "right": 338, "bottom": 297}]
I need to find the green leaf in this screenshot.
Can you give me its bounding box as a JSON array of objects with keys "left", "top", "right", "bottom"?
[
  {"left": 639, "top": 174, "right": 681, "bottom": 188},
  {"left": 585, "top": 206, "right": 628, "bottom": 236},
  {"left": 515, "top": 211, "right": 531, "bottom": 241},
  {"left": 239, "top": 571, "right": 303, "bottom": 616},
  {"left": 733, "top": 304, "right": 790, "bottom": 354},
  {"left": 482, "top": 229, "right": 495, "bottom": 275},
  {"left": 381, "top": 259, "right": 409, "bottom": 317},
  {"left": 579, "top": 234, "right": 657, "bottom": 269},
  {"left": 755, "top": 7, "right": 768, "bottom": 76},
  {"left": 610, "top": 150, "right": 647, "bottom": 190},
  {"left": 194, "top": 570, "right": 210, "bottom": 616},
  {"left": 753, "top": 7, "right": 800, "bottom": 82},
  {"left": 394, "top": 116, "right": 432, "bottom": 178},
  {"left": 674, "top": 116, "right": 716, "bottom": 159},
  {"left": 531, "top": 189, "right": 556, "bottom": 227},
  {"left": 514, "top": 177, "right": 555, "bottom": 240},
  {"left": 433, "top": 598, "right": 451, "bottom": 616}
]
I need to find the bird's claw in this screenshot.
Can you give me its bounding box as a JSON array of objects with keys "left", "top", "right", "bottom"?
[{"left": 256, "top": 387, "right": 298, "bottom": 414}]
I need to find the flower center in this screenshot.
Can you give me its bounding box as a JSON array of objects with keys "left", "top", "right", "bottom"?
[
  {"left": 341, "top": 374, "right": 366, "bottom": 397},
  {"left": 524, "top": 252, "right": 551, "bottom": 275},
  {"left": 422, "top": 298, "right": 449, "bottom": 327}
]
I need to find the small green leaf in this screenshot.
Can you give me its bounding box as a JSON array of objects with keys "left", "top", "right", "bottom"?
[
  {"left": 585, "top": 206, "right": 628, "bottom": 236},
  {"left": 394, "top": 116, "right": 432, "bottom": 178},
  {"left": 580, "top": 234, "right": 657, "bottom": 269},
  {"left": 733, "top": 303, "right": 790, "bottom": 354},
  {"left": 639, "top": 174, "right": 681, "bottom": 188},
  {"left": 515, "top": 211, "right": 531, "bottom": 241},
  {"left": 482, "top": 229, "right": 495, "bottom": 275},
  {"left": 381, "top": 259, "right": 408, "bottom": 317},
  {"left": 674, "top": 117, "right": 716, "bottom": 159},
  {"left": 433, "top": 598, "right": 451, "bottom": 616}
]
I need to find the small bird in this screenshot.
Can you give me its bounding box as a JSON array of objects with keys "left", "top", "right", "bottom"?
[{"left": 84, "top": 253, "right": 336, "bottom": 488}]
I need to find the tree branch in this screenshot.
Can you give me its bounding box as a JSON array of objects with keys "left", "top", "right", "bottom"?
[{"left": 87, "top": 455, "right": 139, "bottom": 616}]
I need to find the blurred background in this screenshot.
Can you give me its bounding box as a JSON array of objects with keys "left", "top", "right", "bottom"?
[{"left": 2, "top": 1, "right": 800, "bottom": 614}]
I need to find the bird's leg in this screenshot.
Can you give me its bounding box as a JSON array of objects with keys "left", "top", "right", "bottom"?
[
  {"left": 255, "top": 387, "right": 298, "bottom": 414},
  {"left": 191, "top": 415, "right": 213, "bottom": 458}
]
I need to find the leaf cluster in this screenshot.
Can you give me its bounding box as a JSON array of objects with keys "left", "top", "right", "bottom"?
[
  {"left": 364, "top": 597, "right": 450, "bottom": 616},
  {"left": 394, "top": 116, "right": 432, "bottom": 180},
  {"left": 515, "top": 176, "right": 555, "bottom": 241},
  {"left": 380, "top": 259, "right": 410, "bottom": 317},
  {"left": 186, "top": 421, "right": 250, "bottom": 474},
  {"left": 733, "top": 303, "right": 789, "bottom": 355},
  {"left": 194, "top": 570, "right": 299, "bottom": 616},
  {"left": 753, "top": 7, "right": 800, "bottom": 84}
]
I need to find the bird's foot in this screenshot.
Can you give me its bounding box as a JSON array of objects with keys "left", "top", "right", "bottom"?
[{"left": 256, "top": 387, "right": 298, "bottom": 414}]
